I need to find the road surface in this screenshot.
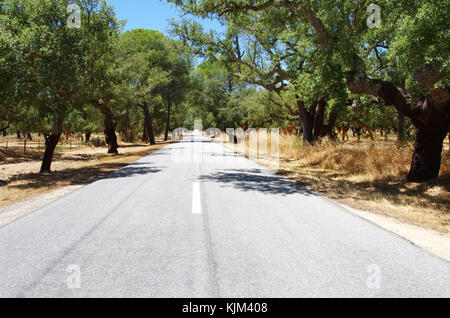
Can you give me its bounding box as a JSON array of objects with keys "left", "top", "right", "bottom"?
[{"left": 0, "top": 134, "right": 449, "bottom": 297}]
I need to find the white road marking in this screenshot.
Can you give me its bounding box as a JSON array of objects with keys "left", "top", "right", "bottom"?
[{"left": 192, "top": 182, "right": 202, "bottom": 214}]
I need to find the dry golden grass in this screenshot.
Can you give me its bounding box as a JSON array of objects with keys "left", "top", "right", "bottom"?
[
  {"left": 220, "top": 132, "right": 450, "bottom": 233},
  {"left": 282, "top": 136, "right": 450, "bottom": 233}
]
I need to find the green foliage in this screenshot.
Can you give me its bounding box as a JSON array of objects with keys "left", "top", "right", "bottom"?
[
  {"left": 0, "top": 0, "right": 120, "bottom": 135},
  {"left": 113, "top": 29, "right": 192, "bottom": 135}
]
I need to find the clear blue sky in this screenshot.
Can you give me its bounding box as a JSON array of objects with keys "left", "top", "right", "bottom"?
[{"left": 107, "top": 0, "right": 223, "bottom": 35}]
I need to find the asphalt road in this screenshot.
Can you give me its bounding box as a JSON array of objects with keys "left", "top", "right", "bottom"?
[{"left": 0, "top": 134, "right": 449, "bottom": 297}]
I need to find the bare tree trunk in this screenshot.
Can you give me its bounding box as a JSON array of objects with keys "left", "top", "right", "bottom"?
[
  {"left": 103, "top": 110, "right": 119, "bottom": 154},
  {"left": 92, "top": 99, "right": 119, "bottom": 154},
  {"left": 325, "top": 111, "right": 338, "bottom": 140},
  {"left": 40, "top": 118, "right": 63, "bottom": 173},
  {"left": 297, "top": 99, "right": 315, "bottom": 144},
  {"left": 0, "top": 124, "right": 9, "bottom": 136},
  {"left": 130, "top": 127, "right": 135, "bottom": 142},
  {"left": 141, "top": 102, "right": 156, "bottom": 145},
  {"left": 407, "top": 125, "right": 447, "bottom": 181},
  {"left": 397, "top": 112, "right": 406, "bottom": 143},
  {"left": 365, "top": 126, "right": 374, "bottom": 141},
  {"left": 165, "top": 97, "right": 171, "bottom": 142},
  {"left": 142, "top": 120, "right": 149, "bottom": 142},
  {"left": 313, "top": 96, "right": 326, "bottom": 138},
  {"left": 355, "top": 127, "right": 361, "bottom": 140}
]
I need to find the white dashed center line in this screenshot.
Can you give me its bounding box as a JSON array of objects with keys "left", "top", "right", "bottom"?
[{"left": 192, "top": 182, "right": 202, "bottom": 214}]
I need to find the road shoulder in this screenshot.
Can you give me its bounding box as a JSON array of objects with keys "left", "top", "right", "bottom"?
[{"left": 338, "top": 203, "right": 450, "bottom": 262}]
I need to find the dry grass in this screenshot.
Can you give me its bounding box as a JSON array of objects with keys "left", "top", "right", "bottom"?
[
  {"left": 281, "top": 136, "right": 417, "bottom": 180},
  {"left": 220, "top": 132, "right": 450, "bottom": 233},
  {"left": 0, "top": 136, "right": 170, "bottom": 208},
  {"left": 283, "top": 136, "right": 450, "bottom": 233}
]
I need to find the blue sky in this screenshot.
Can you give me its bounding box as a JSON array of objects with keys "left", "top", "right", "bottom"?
[{"left": 107, "top": 0, "right": 223, "bottom": 35}]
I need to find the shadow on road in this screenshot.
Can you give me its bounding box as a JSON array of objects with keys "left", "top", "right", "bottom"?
[
  {"left": 179, "top": 139, "right": 213, "bottom": 144},
  {"left": 5, "top": 162, "right": 165, "bottom": 189},
  {"left": 200, "top": 168, "right": 316, "bottom": 196},
  {"left": 103, "top": 162, "right": 164, "bottom": 180}
]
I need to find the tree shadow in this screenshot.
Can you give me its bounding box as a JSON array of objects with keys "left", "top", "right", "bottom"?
[
  {"left": 4, "top": 161, "right": 165, "bottom": 190},
  {"left": 202, "top": 152, "right": 240, "bottom": 158},
  {"left": 119, "top": 144, "right": 153, "bottom": 148},
  {"left": 140, "top": 149, "right": 171, "bottom": 156},
  {"left": 364, "top": 176, "right": 450, "bottom": 206},
  {"left": 102, "top": 163, "right": 164, "bottom": 180},
  {"left": 0, "top": 148, "right": 43, "bottom": 164},
  {"left": 276, "top": 168, "right": 450, "bottom": 209},
  {"left": 179, "top": 138, "right": 213, "bottom": 144},
  {"left": 199, "top": 168, "right": 315, "bottom": 196}
]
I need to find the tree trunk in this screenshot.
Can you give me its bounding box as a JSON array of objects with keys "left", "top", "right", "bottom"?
[
  {"left": 355, "top": 127, "right": 362, "bottom": 140},
  {"left": 92, "top": 99, "right": 119, "bottom": 154},
  {"left": 27, "top": 133, "right": 32, "bottom": 141},
  {"left": 103, "top": 110, "right": 118, "bottom": 154},
  {"left": 142, "top": 121, "right": 149, "bottom": 142},
  {"left": 165, "top": 97, "right": 171, "bottom": 142},
  {"left": 297, "top": 99, "right": 315, "bottom": 144},
  {"left": 40, "top": 118, "right": 63, "bottom": 173},
  {"left": 325, "top": 111, "right": 338, "bottom": 140},
  {"left": 85, "top": 132, "right": 91, "bottom": 142},
  {"left": 397, "top": 112, "right": 406, "bottom": 143},
  {"left": 313, "top": 96, "right": 326, "bottom": 138},
  {"left": 365, "top": 126, "right": 374, "bottom": 141},
  {"left": 407, "top": 124, "right": 448, "bottom": 181},
  {"left": 0, "top": 124, "right": 9, "bottom": 136},
  {"left": 141, "top": 102, "right": 156, "bottom": 145},
  {"left": 16, "top": 131, "right": 21, "bottom": 139}
]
